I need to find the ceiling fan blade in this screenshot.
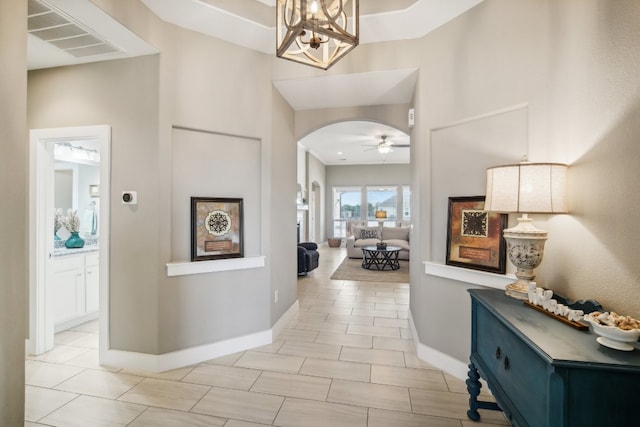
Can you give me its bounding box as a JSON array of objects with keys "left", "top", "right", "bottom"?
[{"left": 393, "top": 144, "right": 410, "bottom": 148}]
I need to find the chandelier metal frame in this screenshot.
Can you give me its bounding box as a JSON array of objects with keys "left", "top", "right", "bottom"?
[{"left": 276, "top": 0, "right": 359, "bottom": 70}]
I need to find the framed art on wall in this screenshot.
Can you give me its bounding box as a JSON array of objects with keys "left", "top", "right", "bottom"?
[
  {"left": 191, "top": 197, "right": 244, "bottom": 261},
  {"left": 446, "top": 196, "right": 507, "bottom": 273}
]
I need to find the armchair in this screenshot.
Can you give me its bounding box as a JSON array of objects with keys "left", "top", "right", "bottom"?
[{"left": 298, "top": 242, "right": 319, "bottom": 275}]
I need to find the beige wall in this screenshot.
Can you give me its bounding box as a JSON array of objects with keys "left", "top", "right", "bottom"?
[
  {"left": 28, "top": 1, "right": 297, "bottom": 355},
  {"left": 0, "top": 0, "right": 27, "bottom": 423},
  {"left": 411, "top": 0, "right": 640, "bottom": 361},
  {"left": 29, "top": 55, "right": 162, "bottom": 353},
  {"left": 307, "top": 153, "right": 327, "bottom": 243},
  {"left": 270, "top": 89, "right": 297, "bottom": 323}
]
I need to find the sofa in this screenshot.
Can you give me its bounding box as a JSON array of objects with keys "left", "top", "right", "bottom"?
[
  {"left": 298, "top": 242, "right": 320, "bottom": 275},
  {"left": 346, "top": 226, "right": 410, "bottom": 260}
]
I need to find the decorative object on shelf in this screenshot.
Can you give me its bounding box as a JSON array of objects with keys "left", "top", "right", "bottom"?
[
  {"left": 54, "top": 208, "right": 64, "bottom": 240},
  {"left": 583, "top": 311, "right": 640, "bottom": 351},
  {"left": 446, "top": 196, "right": 507, "bottom": 274},
  {"left": 276, "top": 0, "right": 359, "bottom": 70},
  {"left": 191, "top": 197, "right": 243, "bottom": 261},
  {"left": 524, "top": 284, "right": 588, "bottom": 330},
  {"left": 484, "top": 159, "right": 568, "bottom": 299},
  {"left": 62, "top": 209, "right": 84, "bottom": 249}
]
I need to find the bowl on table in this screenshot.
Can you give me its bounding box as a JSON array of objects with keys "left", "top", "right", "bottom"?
[{"left": 583, "top": 314, "right": 640, "bottom": 351}]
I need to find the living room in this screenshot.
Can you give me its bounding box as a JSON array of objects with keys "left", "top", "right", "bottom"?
[{"left": 296, "top": 119, "right": 412, "bottom": 282}]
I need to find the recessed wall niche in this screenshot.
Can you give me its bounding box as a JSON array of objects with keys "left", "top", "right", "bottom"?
[{"left": 170, "top": 127, "right": 261, "bottom": 262}]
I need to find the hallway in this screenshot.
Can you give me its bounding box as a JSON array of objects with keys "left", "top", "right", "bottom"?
[{"left": 25, "top": 245, "right": 507, "bottom": 426}]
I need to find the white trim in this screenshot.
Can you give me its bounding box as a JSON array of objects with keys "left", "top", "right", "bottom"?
[
  {"left": 431, "top": 103, "right": 529, "bottom": 132},
  {"left": 408, "top": 310, "right": 468, "bottom": 380},
  {"left": 29, "top": 125, "right": 111, "bottom": 357},
  {"left": 271, "top": 300, "right": 299, "bottom": 340},
  {"left": 166, "top": 256, "right": 266, "bottom": 277},
  {"left": 100, "top": 298, "right": 300, "bottom": 372},
  {"left": 101, "top": 328, "right": 272, "bottom": 373},
  {"left": 423, "top": 261, "right": 515, "bottom": 290}
]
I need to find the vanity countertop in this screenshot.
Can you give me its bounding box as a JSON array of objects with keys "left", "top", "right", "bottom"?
[
  {"left": 53, "top": 245, "right": 99, "bottom": 257},
  {"left": 53, "top": 235, "right": 99, "bottom": 257}
]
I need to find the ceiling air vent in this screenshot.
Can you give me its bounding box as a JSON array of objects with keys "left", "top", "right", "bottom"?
[{"left": 28, "top": 0, "right": 121, "bottom": 58}]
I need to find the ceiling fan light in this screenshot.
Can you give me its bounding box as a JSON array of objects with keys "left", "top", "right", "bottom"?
[{"left": 378, "top": 145, "right": 392, "bottom": 154}]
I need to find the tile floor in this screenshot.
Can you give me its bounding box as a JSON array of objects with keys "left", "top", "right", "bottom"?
[{"left": 25, "top": 245, "right": 509, "bottom": 426}]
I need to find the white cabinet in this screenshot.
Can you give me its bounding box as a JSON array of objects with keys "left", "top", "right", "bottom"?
[
  {"left": 51, "top": 251, "right": 99, "bottom": 331},
  {"left": 85, "top": 252, "right": 99, "bottom": 313}
]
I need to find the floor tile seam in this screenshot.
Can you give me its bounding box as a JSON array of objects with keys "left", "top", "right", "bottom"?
[
  {"left": 117, "top": 382, "right": 212, "bottom": 414},
  {"left": 325, "top": 394, "right": 413, "bottom": 415},
  {"left": 30, "top": 389, "right": 82, "bottom": 424},
  {"left": 42, "top": 366, "right": 91, "bottom": 390},
  {"left": 250, "top": 368, "right": 335, "bottom": 391},
  {"left": 179, "top": 366, "right": 264, "bottom": 389},
  {"left": 124, "top": 406, "right": 162, "bottom": 427},
  {"left": 53, "top": 373, "right": 145, "bottom": 402}
]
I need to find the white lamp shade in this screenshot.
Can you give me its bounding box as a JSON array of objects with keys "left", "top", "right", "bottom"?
[{"left": 485, "top": 163, "right": 568, "bottom": 214}]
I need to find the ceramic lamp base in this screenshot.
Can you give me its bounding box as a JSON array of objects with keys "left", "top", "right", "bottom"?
[{"left": 505, "top": 281, "right": 529, "bottom": 300}]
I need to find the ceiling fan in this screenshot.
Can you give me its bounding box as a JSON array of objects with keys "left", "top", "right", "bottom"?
[{"left": 361, "top": 135, "right": 410, "bottom": 154}]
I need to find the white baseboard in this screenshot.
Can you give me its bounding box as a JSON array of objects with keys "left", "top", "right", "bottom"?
[
  {"left": 271, "top": 299, "right": 299, "bottom": 340},
  {"left": 99, "top": 300, "right": 299, "bottom": 373},
  {"left": 408, "top": 309, "right": 468, "bottom": 381}
]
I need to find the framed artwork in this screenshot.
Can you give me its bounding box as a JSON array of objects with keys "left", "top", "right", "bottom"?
[
  {"left": 446, "top": 196, "right": 507, "bottom": 274},
  {"left": 191, "top": 197, "right": 244, "bottom": 261}
]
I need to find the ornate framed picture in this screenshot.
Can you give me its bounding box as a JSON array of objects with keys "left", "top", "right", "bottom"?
[
  {"left": 191, "top": 197, "right": 244, "bottom": 261},
  {"left": 446, "top": 196, "right": 507, "bottom": 273}
]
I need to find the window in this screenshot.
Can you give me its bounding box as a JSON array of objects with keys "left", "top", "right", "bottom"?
[
  {"left": 333, "top": 186, "right": 361, "bottom": 237},
  {"left": 366, "top": 186, "right": 396, "bottom": 221},
  {"left": 402, "top": 186, "right": 411, "bottom": 220},
  {"left": 332, "top": 185, "right": 410, "bottom": 237}
]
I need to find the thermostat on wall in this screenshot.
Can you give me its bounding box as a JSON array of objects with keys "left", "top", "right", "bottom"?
[{"left": 122, "top": 191, "right": 137, "bottom": 205}]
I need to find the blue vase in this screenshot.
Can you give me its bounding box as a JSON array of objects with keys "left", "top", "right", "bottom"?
[{"left": 65, "top": 232, "right": 85, "bottom": 249}]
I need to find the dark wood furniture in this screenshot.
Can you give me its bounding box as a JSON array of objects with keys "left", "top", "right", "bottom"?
[
  {"left": 467, "top": 288, "right": 640, "bottom": 427},
  {"left": 361, "top": 245, "right": 401, "bottom": 271}
]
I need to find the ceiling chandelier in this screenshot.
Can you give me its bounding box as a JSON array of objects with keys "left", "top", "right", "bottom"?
[{"left": 276, "top": 0, "right": 359, "bottom": 70}]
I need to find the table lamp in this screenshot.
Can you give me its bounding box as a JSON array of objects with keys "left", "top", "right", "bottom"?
[
  {"left": 375, "top": 210, "right": 387, "bottom": 219},
  {"left": 484, "top": 161, "right": 568, "bottom": 300}
]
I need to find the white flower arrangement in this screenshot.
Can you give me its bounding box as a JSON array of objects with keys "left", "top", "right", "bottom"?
[
  {"left": 54, "top": 209, "right": 64, "bottom": 233},
  {"left": 62, "top": 209, "right": 81, "bottom": 233}
]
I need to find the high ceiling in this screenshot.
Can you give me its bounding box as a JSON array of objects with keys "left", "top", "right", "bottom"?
[{"left": 28, "top": 0, "right": 484, "bottom": 164}]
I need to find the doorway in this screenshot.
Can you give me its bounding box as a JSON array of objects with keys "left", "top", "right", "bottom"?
[{"left": 29, "top": 125, "right": 111, "bottom": 357}]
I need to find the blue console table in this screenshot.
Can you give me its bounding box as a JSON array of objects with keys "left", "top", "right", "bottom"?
[{"left": 467, "top": 288, "right": 640, "bottom": 427}]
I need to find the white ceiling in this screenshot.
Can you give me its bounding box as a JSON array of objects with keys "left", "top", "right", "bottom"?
[
  {"left": 300, "top": 121, "right": 411, "bottom": 166},
  {"left": 28, "top": 0, "right": 484, "bottom": 165}
]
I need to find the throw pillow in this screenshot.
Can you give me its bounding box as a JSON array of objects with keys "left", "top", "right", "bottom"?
[{"left": 361, "top": 228, "right": 379, "bottom": 239}]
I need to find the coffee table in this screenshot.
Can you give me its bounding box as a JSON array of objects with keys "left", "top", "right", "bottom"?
[{"left": 361, "top": 245, "right": 402, "bottom": 271}]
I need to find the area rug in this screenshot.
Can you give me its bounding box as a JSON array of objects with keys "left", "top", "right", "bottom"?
[{"left": 330, "top": 257, "right": 409, "bottom": 283}]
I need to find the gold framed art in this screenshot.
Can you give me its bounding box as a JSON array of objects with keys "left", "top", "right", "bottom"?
[{"left": 446, "top": 196, "right": 507, "bottom": 273}]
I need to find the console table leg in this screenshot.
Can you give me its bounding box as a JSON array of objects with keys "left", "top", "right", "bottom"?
[{"left": 466, "top": 362, "right": 482, "bottom": 421}]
